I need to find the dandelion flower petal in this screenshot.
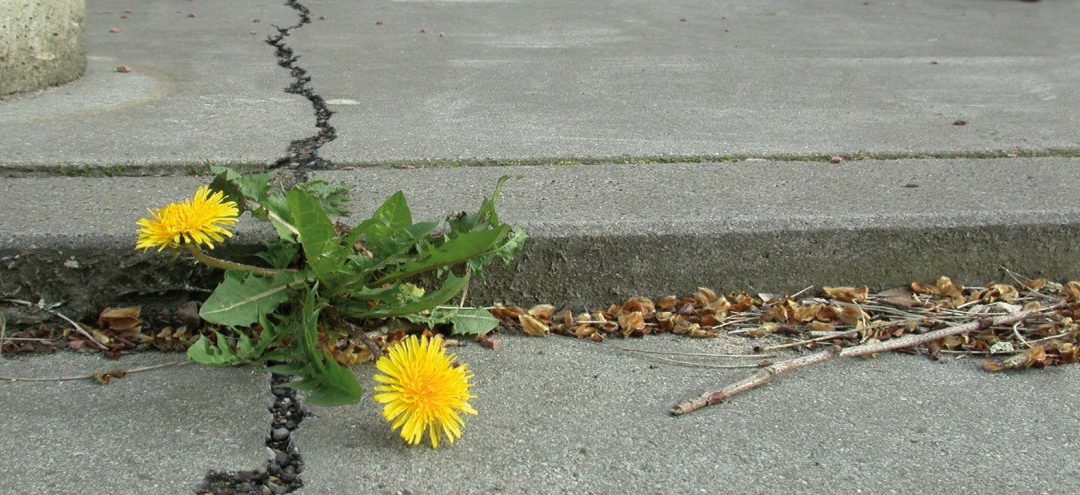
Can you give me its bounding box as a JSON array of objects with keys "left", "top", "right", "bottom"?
[
  {"left": 135, "top": 185, "right": 239, "bottom": 252},
  {"left": 372, "top": 334, "right": 477, "bottom": 448}
]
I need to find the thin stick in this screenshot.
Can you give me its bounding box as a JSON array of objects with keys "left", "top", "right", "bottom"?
[
  {"left": 670, "top": 346, "right": 842, "bottom": 415},
  {"left": 0, "top": 360, "right": 191, "bottom": 382},
  {"left": 0, "top": 298, "right": 108, "bottom": 351},
  {"left": 1023, "top": 331, "right": 1078, "bottom": 346},
  {"left": 603, "top": 342, "right": 774, "bottom": 359},
  {"left": 625, "top": 352, "right": 769, "bottom": 370},
  {"left": 671, "top": 303, "right": 1060, "bottom": 415},
  {"left": 790, "top": 285, "right": 815, "bottom": 299},
  {"left": 0, "top": 312, "right": 5, "bottom": 360},
  {"left": 763, "top": 329, "right": 860, "bottom": 351}
]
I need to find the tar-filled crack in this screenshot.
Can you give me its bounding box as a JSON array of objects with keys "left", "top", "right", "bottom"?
[
  {"left": 196, "top": 2, "right": 328, "bottom": 494},
  {"left": 266, "top": 0, "right": 337, "bottom": 187},
  {"left": 198, "top": 373, "right": 309, "bottom": 495}
]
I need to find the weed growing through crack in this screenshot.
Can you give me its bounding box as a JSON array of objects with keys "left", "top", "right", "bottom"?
[{"left": 137, "top": 166, "right": 524, "bottom": 411}]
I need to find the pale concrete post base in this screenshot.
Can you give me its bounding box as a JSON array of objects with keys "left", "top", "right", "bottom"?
[{"left": 0, "top": 0, "right": 86, "bottom": 96}]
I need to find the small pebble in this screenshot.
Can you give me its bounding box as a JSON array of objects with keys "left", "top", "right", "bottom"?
[
  {"left": 120, "top": 14, "right": 129, "bottom": 19},
  {"left": 952, "top": 119, "right": 968, "bottom": 126},
  {"left": 188, "top": 13, "right": 197, "bottom": 18},
  {"left": 274, "top": 450, "right": 290, "bottom": 466},
  {"left": 271, "top": 428, "right": 290, "bottom": 441},
  {"left": 829, "top": 155, "right": 843, "bottom": 164},
  {"left": 375, "top": 20, "right": 383, "bottom": 25},
  {"left": 116, "top": 65, "right": 134, "bottom": 73},
  {"left": 419, "top": 27, "right": 427, "bottom": 33},
  {"left": 109, "top": 27, "right": 120, "bottom": 33}
]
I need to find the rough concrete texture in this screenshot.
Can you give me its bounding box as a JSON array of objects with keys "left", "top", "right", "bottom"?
[
  {"left": 2, "top": 158, "right": 1079, "bottom": 321},
  {"left": 0, "top": 353, "right": 267, "bottom": 494},
  {"left": 2, "top": 336, "right": 1078, "bottom": 493},
  {"left": 0, "top": 0, "right": 86, "bottom": 96},
  {"left": 301, "top": 335, "right": 1080, "bottom": 494},
  {"left": 1, "top": 0, "right": 1079, "bottom": 166}
]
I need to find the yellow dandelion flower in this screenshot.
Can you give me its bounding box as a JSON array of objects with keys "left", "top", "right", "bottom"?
[
  {"left": 136, "top": 186, "right": 239, "bottom": 251},
  {"left": 373, "top": 334, "right": 478, "bottom": 448}
]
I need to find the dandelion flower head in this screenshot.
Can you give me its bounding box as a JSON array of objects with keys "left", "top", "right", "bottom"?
[
  {"left": 136, "top": 186, "right": 239, "bottom": 251},
  {"left": 373, "top": 334, "right": 477, "bottom": 448}
]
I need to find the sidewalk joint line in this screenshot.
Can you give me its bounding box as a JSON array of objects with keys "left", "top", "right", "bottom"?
[{"left": 2, "top": 148, "right": 1079, "bottom": 178}]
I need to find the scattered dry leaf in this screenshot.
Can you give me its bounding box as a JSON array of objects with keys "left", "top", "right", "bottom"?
[
  {"left": 824, "top": 286, "right": 869, "bottom": 303},
  {"left": 518, "top": 315, "right": 549, "bottom": 336}
]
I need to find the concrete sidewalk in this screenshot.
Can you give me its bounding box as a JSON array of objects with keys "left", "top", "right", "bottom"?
[
  {"left": 1, "top": 0, "right": 1078, "bottom": 169},
  {"left": 2, "top": 1, "right": 1080, "bottom": 493},
  {"left": 1, "top": 335, "right": 1078, "bottom": 494}
]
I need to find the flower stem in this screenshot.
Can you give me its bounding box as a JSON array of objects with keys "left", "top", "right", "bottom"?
[{"left": 184, "top": 244, "right": 285, "bottom": 277}]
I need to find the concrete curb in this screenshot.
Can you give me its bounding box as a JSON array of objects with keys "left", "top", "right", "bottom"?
[
  {"left": 3, "top": 157, "right": 1079, "bottom": 322},
  {"left": 0, "top": 0, "right": 86, "bottom": 96}
]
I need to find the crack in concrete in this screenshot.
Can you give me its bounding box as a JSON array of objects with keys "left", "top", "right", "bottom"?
[
  {"left": 265, "top": 0, "right": 337, "bottom": 186},
  {"left": 4, "top": 148, "right": 1080, "bottom": 178},
  {"left": 196, "top": 2, "right": 328, "bottom": 493},
  {"left": 198, "top": 373, "right": 308, "bottom": 495}
]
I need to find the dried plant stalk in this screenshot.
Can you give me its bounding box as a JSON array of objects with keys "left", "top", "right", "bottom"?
[{"left": 670, "top": 304, "right": 1061, "bottom": 415}]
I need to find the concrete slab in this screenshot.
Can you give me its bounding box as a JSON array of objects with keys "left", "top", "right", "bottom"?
[
  {"left": 298, "top": 334, "right": 1080, "bottom": 494},
  {"left": 2, "top": 336, "right": 1078, "bottom": 493},
  {"left": 2, "top": 158, "right": 1079, "bottom": 321},
  {"left": 2, "top": 0, "right": 1079, "bottom": 168},
  {"left": 0, "top": 353, "right": 267, "bottom": 494}
]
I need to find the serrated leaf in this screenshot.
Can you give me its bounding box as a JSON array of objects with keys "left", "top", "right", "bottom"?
[
  {"left": 279, "top": 286, "right": 362, "bottom": 406},
  {"left": 345, "top": 191, "right": 419, "bottom": 258},
  {"left": 208, "top": 166, "right": 276, "bottom": 215},
  {"left": 339, "top": 274, "right": 468, "bottom": 319},
  {"left": 295, "top": 358, "right": 363, "bottom": 406},
  {"left": 469, "top": 226, "right": 528, "bottom": 278},
  {"left": 373, "top": 226, "right": 509, "bottom": 285},
  {"left": 237, "top": 333, "right": 255, "bottom": 356},
  {"left": 200, "top": 270, "right": 303, "bottom": 327},
  {"left": 187, "top": 333, "right": 239, "bottom": 366},
  {"left": 449, "top": 175, "right": 510, "bottom": 233},
  {"left": 287, "top": 188, "right": 347, "bottom": 281},
  {"left": 300, "top": 180, "right": 352, "bottom": 216},
  {"left": 408, "top": 307, "right": 499, "bottom": 336},
  {"left": 255, "top": 239, "right": 300, "bottom": 269}
]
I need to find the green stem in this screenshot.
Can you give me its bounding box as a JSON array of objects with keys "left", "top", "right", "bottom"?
[{"left": 184, "top": 244, "right": 286, "bottom": 277}]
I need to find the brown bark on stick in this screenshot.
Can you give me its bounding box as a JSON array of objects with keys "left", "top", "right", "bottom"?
[
  {"left": 670, "top": 345, "right": 841, "bottom": 415},
  {"left": 670, "top": 304, "right": 1060, "bottom": 416}
]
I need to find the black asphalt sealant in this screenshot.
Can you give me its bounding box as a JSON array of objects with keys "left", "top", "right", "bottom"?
[
  {"left": 196, "top": 1, "right": 331, "bottom": 493},
  {"left": 266, "top": 0, "right": 338, "bottom": 186}
]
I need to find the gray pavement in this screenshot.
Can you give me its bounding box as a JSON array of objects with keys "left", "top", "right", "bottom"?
[
  {"left": 1, "top": 0, "right": 1079, "bottom": 168},
  {"left": 2, "top": 335, "right": 1078, "bottom": 494},
  {"left": 3, "top": 158, "right": 1079, "bottom": 321},
  {"left": 2, "top": 1, "right": 1080, "bottom": 493},
  {"left": 0, "top": 353, "right": 267, "bottom": 494}
]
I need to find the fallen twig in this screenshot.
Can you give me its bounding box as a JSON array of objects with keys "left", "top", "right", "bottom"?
[
  {"left": 0, "top": 359, "right": 190, "bottom": 383},
  {"left": 603, "top": 342, "right": 774, "bottom": 359},
  {"left": 1, "top": 298, "right": 109, "bottom": 351},
  {"left": 670, "top": 303, "right": 1061, "bottom": 415}
]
